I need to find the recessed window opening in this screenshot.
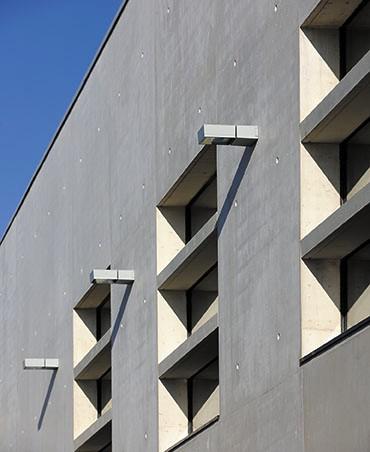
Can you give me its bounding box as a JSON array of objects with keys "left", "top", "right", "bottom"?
[
  {"left": 185, "top": 175, "right": 217, "bottom": 242},
  {"left": 340, "top": 118, "right": 370, "bottom": 203},
  {"left": 97, "top": 368, "right": 112, "bottom": 417},
  {"left": 340, "top": 240, "right": 370, "bottom": 331},
  {"left": 96, "top": 295, "right": 111, "bottom": 341},
  {"left": 186, "top": 264, "right": 218, "bottom": 336},
  {"left": 187, "top": 358, "right": 219, "bottom": 434},
  {"left": 340, "top": 0, "right": 370, "bottom": 78}
]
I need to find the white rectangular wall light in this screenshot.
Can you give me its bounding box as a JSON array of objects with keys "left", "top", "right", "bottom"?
[
  {"left": 198, "top": 124, "right": 258, "bottom": 146},
  {"left": 90, "top": 269, "right": 135, "bottom": 285},
  {"left": 24, "top": 359, "right": 59, "bottom": 369}
]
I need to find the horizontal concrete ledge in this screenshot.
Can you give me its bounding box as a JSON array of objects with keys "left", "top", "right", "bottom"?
[
  {"left": 301, "top": 0, "right": 362, "bottom": 28},
  {"left": 157, "top": 214, "right": 217, "bottom": 290},
  {"left": 158, "top": 145, "right": 216, "bottom": 207},
  {"left": 300, "top": 314, "right": 370, "bottom": 365},
  {"left": 159, "top": 315, "right": 218, "bottom": 379},
  {"left": 74, "top": 330, "right": 111, "bottom": 380},
  {"left": 74, "top": 408, "right": 112, "bottom": 452},
  {"left": 300, "top": 50, "right": 370, "bottom": 143},
  {"left": 74, "top": 283, "right": 110, "bottom": 309},
  {"left": 165, "top": 415, "right": 219, "bottom": 452},
  {"left": 301, "top": 183, "right": 370, "bottom": 259}
]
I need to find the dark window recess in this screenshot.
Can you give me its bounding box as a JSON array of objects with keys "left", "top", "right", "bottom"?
[
  {"left": 187, "top": 359, "right": 219, "bottom": 434},
  {"left": 96, "top": 296, "right": 111, "bottom": 340},
  {"left": 340, "top": 119, "right": 370, "bottom": 203},
  {"left": 340, "top": 240, "right": 370, "bottom": 331},
  {"left": 186, "top": 265, "right": 218, "bottom": 335},
  {"left": 97, "top": 369, "right": 112, "bottom": 417},
  {"left": 99, "top": 444, "right": 112, "bottom": 452},
  {"left": 185, "top": 175, "right": 217, "bottom": 241},
  {"left": 340, "top": 0, "right": 370, "bottom": 77}
]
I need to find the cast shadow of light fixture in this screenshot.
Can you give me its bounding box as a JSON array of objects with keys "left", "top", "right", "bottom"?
[
  {"left": 216, "top": 146, "right": 253, "bottom": 237},
  {"left": 37, "top": 369, "right": 57, "bottom": 430},
  {"left": 111, "top": 284, "right": 132, "bottom": 346}
]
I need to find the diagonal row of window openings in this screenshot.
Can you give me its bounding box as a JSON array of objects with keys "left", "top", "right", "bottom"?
[
  {"left": 340, "top": 119, "right": 370, "bottom": 203},
  {"left": 157, "top": 144, "right": 219, "bottom": 451},
  {"left": 300, "top": 0, "right": 370, "bottom": 359},
  {"left": 73, "top": 284, "right": 112, "bottom": 444}
]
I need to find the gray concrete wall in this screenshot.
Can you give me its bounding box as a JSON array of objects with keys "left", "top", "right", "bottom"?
[{"left": 2, "top": 0, "right": 367, "bottom": 451}]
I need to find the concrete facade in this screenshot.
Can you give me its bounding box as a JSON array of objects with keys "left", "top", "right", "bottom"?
[{"left": 1, "top": 0, "right": 370, "bottom": 451}]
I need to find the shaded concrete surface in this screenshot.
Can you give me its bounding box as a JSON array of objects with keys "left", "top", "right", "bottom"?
[{"left": 3, "top": 0, "right": 368, "bottom": 451}]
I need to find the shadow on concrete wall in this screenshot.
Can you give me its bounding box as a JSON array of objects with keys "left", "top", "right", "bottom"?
[
  {"left": 216, "top": 146, "right": 253, "bottom": 237},
  {"left": 111, "top": 285, "right": 132, "bottom": 346},
  {"left": 38, "top": 369, "right": 57, "bottom": 430}
]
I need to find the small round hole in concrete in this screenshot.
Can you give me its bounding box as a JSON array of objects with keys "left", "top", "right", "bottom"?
[
  {"left": 233, "top": 59, "right": 237, "bottom": 67},
  {"left": 168, "top": 147, "right": 172, "bottom": 155},
  {"left": 198, "top": 107, "right": 202, "bottom": 114},
  {"left": 141, "top": 51, "right": 144, "bottom": 59},
  {"left": 234, "top": 200, "right": 238, "bottom": 207},
  {"left": 277, "top": 333, "right": 281, "bottom": 341},
  {"left": 144, "top": 433, "right": 148, "bottom": 440},
  {"left": 235, "top": 362, "right": 240, "bottom": 371},
  {"left": 274, "top": 3, "right": 278, "bottom": 12},
  {"left": 275, "top": 156, "right": 279, "bottom": 165}
]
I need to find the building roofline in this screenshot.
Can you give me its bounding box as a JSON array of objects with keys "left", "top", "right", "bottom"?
[{"left": 0, "top": 0, "right": 129, "bottom": 247}]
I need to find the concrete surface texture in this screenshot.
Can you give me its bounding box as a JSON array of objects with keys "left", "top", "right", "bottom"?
[{"left": 1, "top": 0, "right": 370, "bottom": 451}]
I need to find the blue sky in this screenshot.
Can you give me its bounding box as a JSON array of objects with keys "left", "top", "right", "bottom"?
[{"left": 0, "top": 0, "right": 122, "bottom": 238}]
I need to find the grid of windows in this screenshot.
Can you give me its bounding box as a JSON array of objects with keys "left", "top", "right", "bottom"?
[
  {"left": 301, "top": 0, "right": 370, "bottom": 358},
  {"left": 157, "top": 145, "right": 220, "bottom": 451}
]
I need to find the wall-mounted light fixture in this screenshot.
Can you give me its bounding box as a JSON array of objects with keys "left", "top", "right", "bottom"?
[
  {"left": 90, "top": 269, "right": 135, "bottom": 285},
  {"left": 24, "top": 358, "right": 59, "bottom": 370},
  {"left": 198, "top": 124, "right": 258, "bottom": 146}
]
